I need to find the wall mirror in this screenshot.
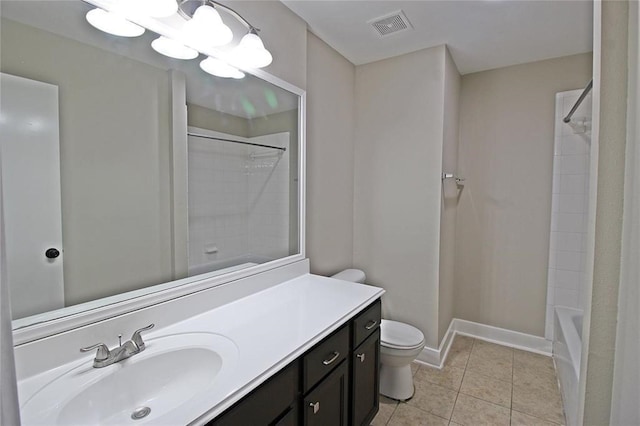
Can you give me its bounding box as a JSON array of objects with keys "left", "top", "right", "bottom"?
[{"left": 0, "top": 0, "right": 304, "bottom": 339}]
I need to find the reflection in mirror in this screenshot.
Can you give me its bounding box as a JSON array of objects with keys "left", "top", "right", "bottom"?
[{"left": 0, "top": 0, "right": 301, "bottom": 328}]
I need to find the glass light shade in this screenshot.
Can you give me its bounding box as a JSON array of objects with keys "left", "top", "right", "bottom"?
[
  {"left": 86, "top": 8, "right": 145, "bottom": 37},
  {"left": 200, "top": 57, "right": 245, "bottom": 79},
  {"left": 232, "top": 32, "right": 273, "bottom": 68},
  {"left": 151, "top": 36, "right": 199, "bottom": 60},
  {"left": 183, "top": 5, "right": 233, "bottom": 47}
]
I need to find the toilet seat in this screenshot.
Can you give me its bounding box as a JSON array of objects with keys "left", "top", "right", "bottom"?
[{"left": 380, "top": 319, "right": 425, "bottom": 350}]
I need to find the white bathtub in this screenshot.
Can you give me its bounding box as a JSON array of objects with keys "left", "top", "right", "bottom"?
[{"left": 554, "top": 307, "right": 583, "bottom": 426}]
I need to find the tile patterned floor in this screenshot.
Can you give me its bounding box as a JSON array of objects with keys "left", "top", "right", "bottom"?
[{"left": 371, "top": 335, "right": 566, "bottom": 426}]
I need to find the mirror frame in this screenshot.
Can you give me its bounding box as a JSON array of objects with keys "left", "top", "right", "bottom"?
[{"left": 10, "top": 0, "right": 307, "bottom": 345}]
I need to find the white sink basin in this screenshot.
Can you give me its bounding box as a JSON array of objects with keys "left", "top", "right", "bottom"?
[{"left": 20, "top": 333, "right": 238, "bottom": 425}]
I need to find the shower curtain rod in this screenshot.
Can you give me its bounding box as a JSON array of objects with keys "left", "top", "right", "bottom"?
[
  {"left": 563, "top": 79, "right": 593, "bottom": 123},
  {"left": 187, "top": 132, "right": 287, "bottom": 152}
]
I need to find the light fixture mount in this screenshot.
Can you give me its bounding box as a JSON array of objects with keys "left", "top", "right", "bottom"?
[{"left": 177, "top": 0, "right": 260, "bottom": 33}]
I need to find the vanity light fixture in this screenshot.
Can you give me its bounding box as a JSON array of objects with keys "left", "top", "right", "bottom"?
[
  {"left": 231, "top": 29, "right": 273, "bottom": 69},
  {"left": 182, "top": 4, "right": 233, "bottom": 47},
  {"left": 151, "top": 36, "right": 199, "bottom": 60},
  {"left": 85, "top": 0, "right": 274, "bottom": 78},
  {"left": 85, "top": 8, "right": 145, "bottom": 38},
  {"left": 200, "top": 57, "right": 245, "bottom": 79},
  {"left": 177, "top": 0, "right": 273, "bottom": 70}
]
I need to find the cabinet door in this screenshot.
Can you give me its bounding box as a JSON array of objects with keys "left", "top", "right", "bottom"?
[
  {"left": 351, "top": 329, "right": 380, "bottom": 426},
  {"left": 304, "top": 361, "right": 349, "bottom": 426}
]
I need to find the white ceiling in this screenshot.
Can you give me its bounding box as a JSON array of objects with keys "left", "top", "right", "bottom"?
[{"left": 282, "top": 0, "right": 593, "bottom": 74}]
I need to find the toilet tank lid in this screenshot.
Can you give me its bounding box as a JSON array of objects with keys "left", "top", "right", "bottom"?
[
  {"left": 331, "top": 269, "right": 366, "bottom": 283},
  {"left": 381, "top": 319, "right": 425, "bottom": 348}
]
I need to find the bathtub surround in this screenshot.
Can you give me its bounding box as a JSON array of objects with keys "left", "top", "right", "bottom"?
[
  {"left": 455, "top": 53, "right": 593, "bottom": 337},
  {"left": 546, "top": 89, "right": 592, "bottom": 340},
  {"left": 187, "top": 129, "right": 291, "bottom": 274},
  {"left": 554, "top": 307, "right": 583, "bottom": 425},
  {"left": 354, "top": 45, "right": 460, "bottom": 352}
]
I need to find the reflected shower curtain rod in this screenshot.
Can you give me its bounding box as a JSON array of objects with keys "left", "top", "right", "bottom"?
[
  {"left": 187, "top": 132, "right": 286, "bottom": 152},
  {"left": 563, "top": 79, "right": 593, "bottom": 123}
]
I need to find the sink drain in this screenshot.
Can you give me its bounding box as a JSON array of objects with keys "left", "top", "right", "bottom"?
[{"left": 131, "top": 406, "right": 151, "bottom": 420}]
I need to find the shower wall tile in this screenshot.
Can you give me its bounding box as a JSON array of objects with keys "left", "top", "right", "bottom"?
[
  {"left": 187, "top": 132, "right": 290, "bottom": 274},
  {"left": 559, "top": 155, "right": 588, "bottom": 174},
  {"left": 560, "top": 174, "right": 587, "bottom": 194},
  {"left": 555, "top": 288, "right": 579, "bottom": 308},
  {"left": 557, "top": 193, "right": 586, "bottom": 213},
  {"left": 553, "top": 213, "right": 584, "bottom": 233},
  {"left": 555, "top": 251, "right": 582, "bottom": 272},
  {"left": 555, "top": 232, "right": 583, "bottom": 252},
  {"left": 546, "top": 90, "right": 591, "bottom": 340}
]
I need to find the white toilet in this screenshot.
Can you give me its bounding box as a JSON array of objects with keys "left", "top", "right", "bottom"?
[{"left": 331, "top": 269, "right": 425, "bottom": 401}]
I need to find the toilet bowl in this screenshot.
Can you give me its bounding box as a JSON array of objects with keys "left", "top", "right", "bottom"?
[{"left": 331, "top": 269, "right": 425, "bottom": 401}]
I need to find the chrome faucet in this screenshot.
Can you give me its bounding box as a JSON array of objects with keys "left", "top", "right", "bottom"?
[{"left": 80, "top": 324, "right": 154, "bottom": 368}]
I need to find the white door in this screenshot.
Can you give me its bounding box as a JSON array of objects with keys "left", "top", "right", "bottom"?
[{"left": 0, "top": 73, "right": 65, "bottom": 319}]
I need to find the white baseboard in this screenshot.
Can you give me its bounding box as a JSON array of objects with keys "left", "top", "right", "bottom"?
[
  {"left": 453, "top": 319, "right": 553, "bottom": 356},
  {"left": 415, "top": 319, "right": 456, "bottom": 369},
  {"left": 413, "top": 318, "right": 553, "bottom": 369}
]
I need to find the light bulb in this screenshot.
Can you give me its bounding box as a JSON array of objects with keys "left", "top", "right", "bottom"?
[
  {"left": 232, "top": 32, "right": 273, "bottom": 68},
  {"left": 86, "top": 8, "right": 145, "bottom": 37},
  {"left": 183, "top": 5, "right": 233, "bottom": 47},
  {"left": 151, "top": 36, "right": 199, "bottom": 60},
  {"left": 200, "top": 57, "right": 245, "bottom": 79}
]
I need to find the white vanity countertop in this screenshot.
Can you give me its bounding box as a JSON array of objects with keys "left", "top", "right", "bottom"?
[{"left": 17, "top": 273, "right": 384, "bottom": 425}]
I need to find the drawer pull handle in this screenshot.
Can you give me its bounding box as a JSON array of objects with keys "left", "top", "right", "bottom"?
[
  {"left": 365, "top": 320, "right": 378, "bottom": 330},
  {"left": 309, "top": 401, "right": 320, "bottom": 414},
  {"left": 322, "top": 351, "right": 340, "bottom": 365},
  {"left": 357, "top": 353, "right": 366, "bottom": 363}
]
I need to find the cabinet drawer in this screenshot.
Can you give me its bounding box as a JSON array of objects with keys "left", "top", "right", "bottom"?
[
  {"left": 303, "top": 325, "right": 349, "bottom": 393},
  {"left": 210, "top": 362, "right": 298, "bottom": 426},
  {"left": 352, "top": 300, "right": 381, "bottom": 348}
]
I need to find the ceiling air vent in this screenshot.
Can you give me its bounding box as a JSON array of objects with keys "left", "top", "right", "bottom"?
[{"left": 368, "top": 10, "right": 413, "bottom": 37}]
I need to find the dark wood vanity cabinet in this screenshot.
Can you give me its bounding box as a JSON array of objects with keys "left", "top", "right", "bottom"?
[
  {"left": 210, "top": 363, "right": 299, "bottom": 426},
  {"left": 303, "top": 361, "right": 349, "bottom": 426},
  {"left": 351, "top": 329, "right": 381, "bottom": 426},
  {"left": 208, "top": 299, "right": 381, "bottom": 426}
]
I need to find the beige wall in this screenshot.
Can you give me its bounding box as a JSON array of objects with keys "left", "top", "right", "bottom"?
[
  {"left": 187, "top": 104, "right": 251, "bottom": 137},
  {"left": 306, "top": 33, "right": 356, "bottom": 275},
  {"left": 1, "top": 19, "right": 174, "bottom": 306},
  {"left": 610, "top": 1, "right": 639, "bottom": 423},
  {"left": 438, "top": 49, "right": 461, "bottom": 342},
  {"left": 582, "top": 1, "right": 629, "bottom": 424},
  {"left": 454, "top": 53, "right": 593, "bottom": 336},
  {"left": 354, "top": 46, "right": 448, "bottom": 349}
]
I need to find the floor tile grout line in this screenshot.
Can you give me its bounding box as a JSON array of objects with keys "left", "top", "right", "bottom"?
[{"left": 448, "top": 337, "right": 475, "bottom": 424}]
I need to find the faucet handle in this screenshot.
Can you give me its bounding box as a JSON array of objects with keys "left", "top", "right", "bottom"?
[
  {"left": 80, "top": 343, "right": 110, "bottom": 361},
  {"left": 131, "top": 323, "right": 155, "bottom": 351}
]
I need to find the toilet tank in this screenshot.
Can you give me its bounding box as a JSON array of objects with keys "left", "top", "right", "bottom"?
[{"left": 331, "top": 269, "right": 366, "bottom": 283}]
